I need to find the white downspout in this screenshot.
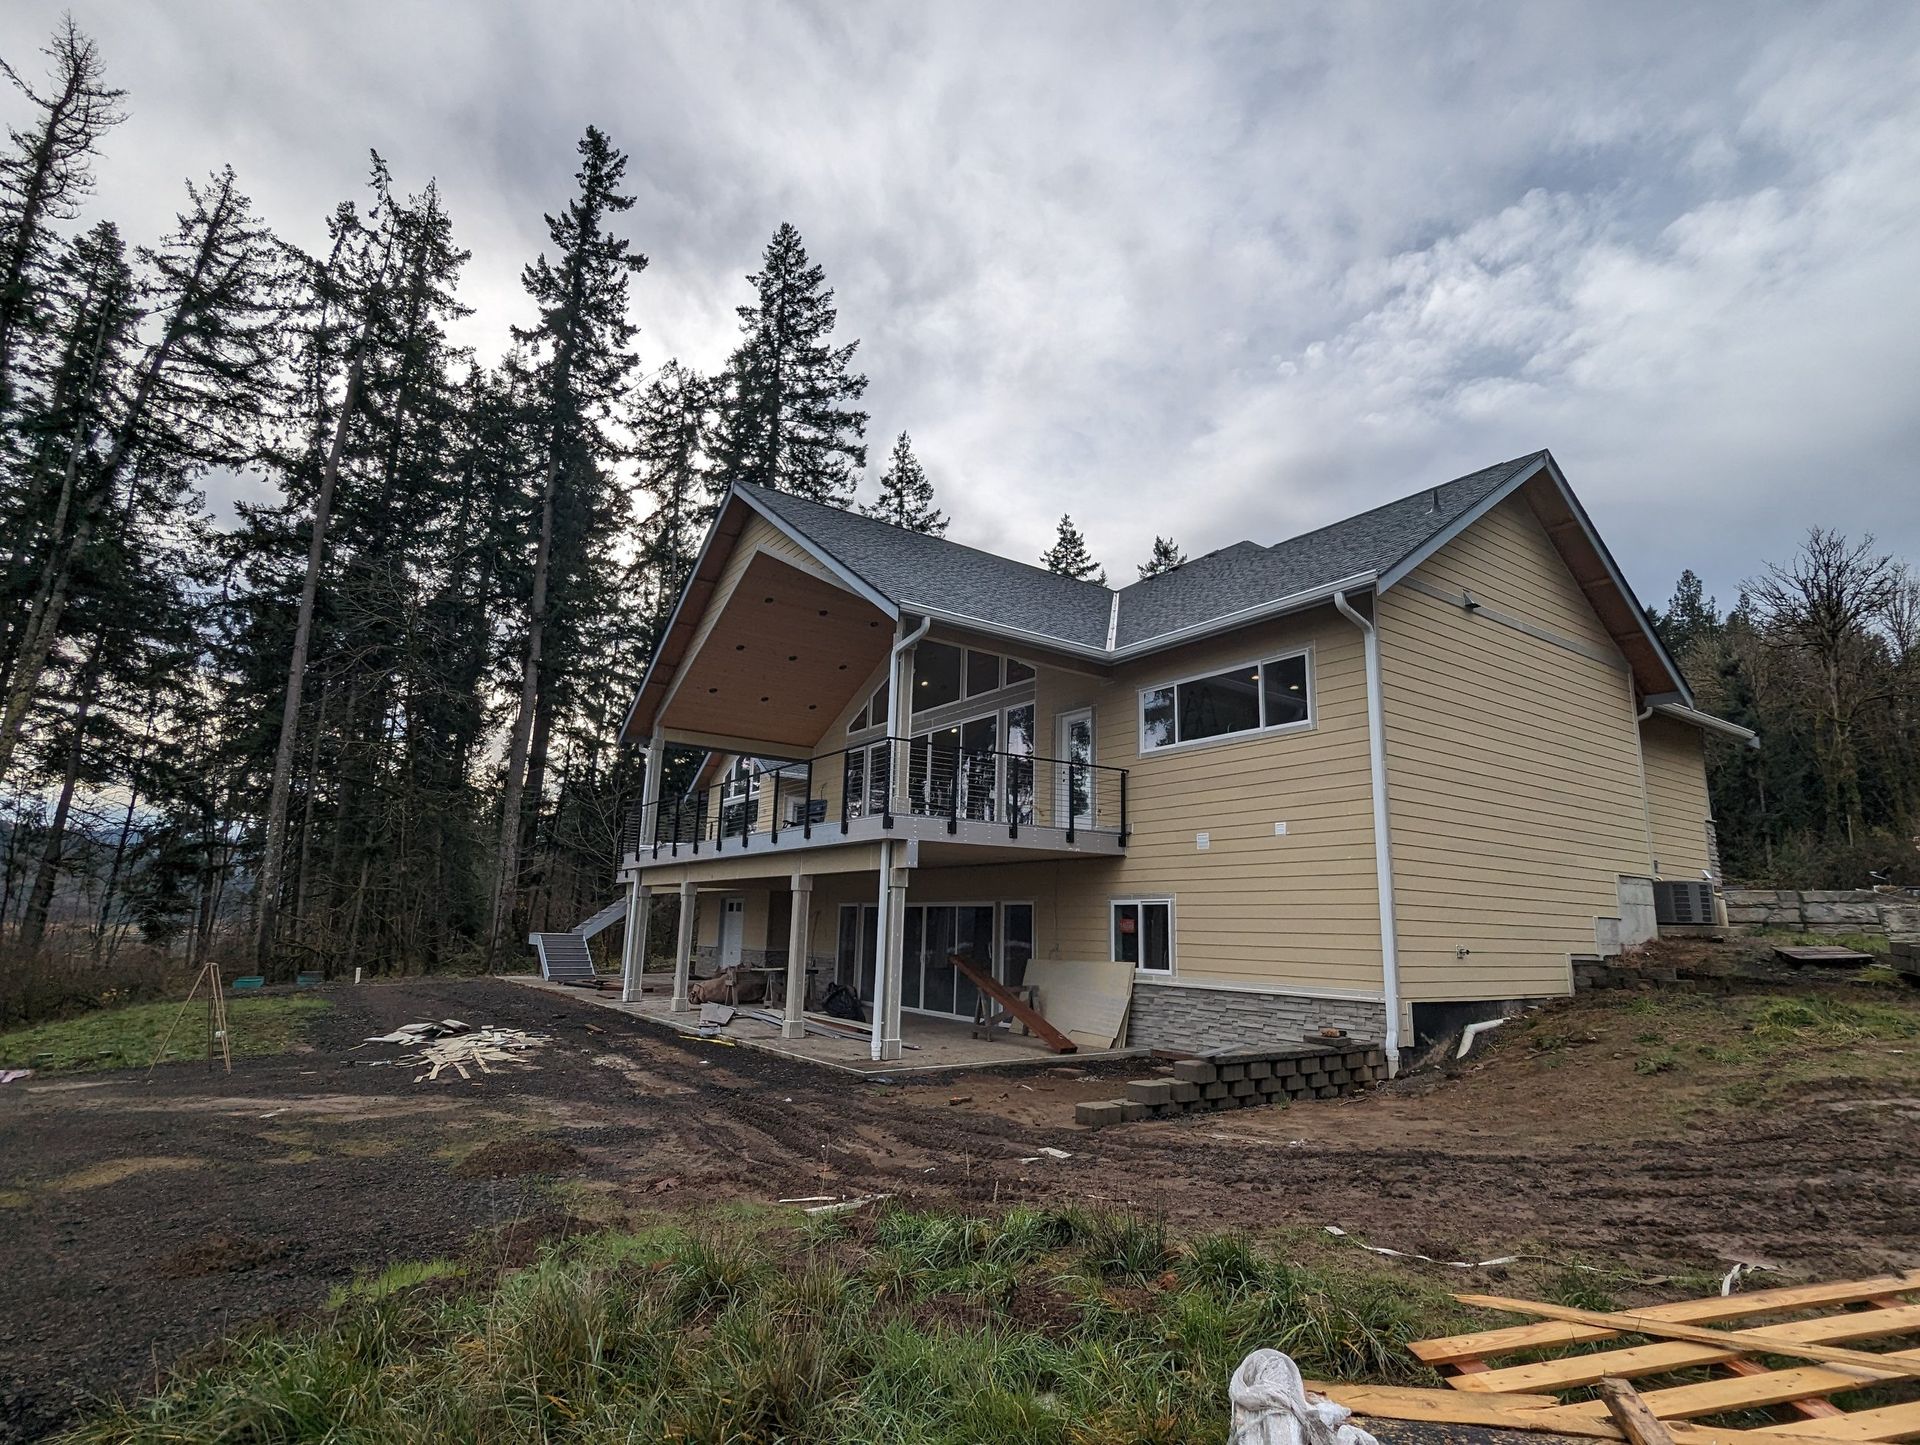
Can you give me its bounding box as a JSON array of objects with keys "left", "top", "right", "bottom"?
[
  {"left": 871, "top": 613, "right": 928, "bottom": 1061},
  {"left": 1333, "top": 589, "right": 1402, "bottom": 1074}
]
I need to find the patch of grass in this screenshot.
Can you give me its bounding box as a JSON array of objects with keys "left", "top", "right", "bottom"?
[
  {"left": 325, "top": 1257, "right": 465, "bottom": 1309},
  {"left": 1747, "top": 994, "right": 1918, "bottom": 1046},
  {"left": 0, "top": 994, "right": 329, "bottom": 1073},
  {"left": 1634, "top": 1048, "right": 1682, "bottom": 1076},
  {"left": 65, "top": 1208, "right": 1484, "bottom": 1443}
]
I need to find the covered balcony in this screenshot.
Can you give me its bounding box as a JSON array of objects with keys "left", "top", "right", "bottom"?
[{"left": 619, "top": 733, "right": 1128, "bottom": 874}]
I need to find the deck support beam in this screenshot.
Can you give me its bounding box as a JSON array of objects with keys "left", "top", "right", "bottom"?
[
  {"left": 671, "top": 880, "right": 697, "bottom": 1012},
  {"left": 783, "top": 872, "right": 813, "bottom": 1039},
  {"left": 620, "top": 881, "right": 652, "bottom": 1003}
]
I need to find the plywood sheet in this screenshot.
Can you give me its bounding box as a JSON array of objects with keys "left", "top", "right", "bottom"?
[{"left": 1023, "top": 958, "right": 1134, "bottom": 1049}]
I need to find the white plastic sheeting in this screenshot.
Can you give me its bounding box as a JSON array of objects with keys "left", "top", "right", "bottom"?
[{"left": 1229, "top": 1351, "right": 1379, "bottom": 1445}]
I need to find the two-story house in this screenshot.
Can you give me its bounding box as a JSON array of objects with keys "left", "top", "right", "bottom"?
[{"left": 603, "top": 450, "right": 1753, "bottom": 1066}]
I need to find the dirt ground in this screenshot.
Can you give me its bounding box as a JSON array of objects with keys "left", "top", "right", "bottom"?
[{"left": 2, "top": 972, "right": 1917, "bottom": 1442}]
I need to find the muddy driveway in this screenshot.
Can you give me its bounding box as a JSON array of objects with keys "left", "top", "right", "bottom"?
[{"left": 3, "top": 976, "right": 1916, "bottom": 1441}]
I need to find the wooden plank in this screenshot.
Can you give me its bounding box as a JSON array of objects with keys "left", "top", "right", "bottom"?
[
  {"left": 947, "top": 953, "right": 1076, "bottom": 1054},
  {"left": 1310, "top": 1385, "right": 1847, "bottom": 1445},
  {"left": 1601, "top": 1378, "right": 1678, "bottom": 1445},
  {"left": 1412, "top": 1272, "right": 1920, "bottom": 1365},
  {"left": 1722, "top": 1358, "right": 1847, "bottom": 1420},
  {"left": 1451, "top": 1296, "right": 1920, "bottom": 1384},
  {"left": 1449, "top": 1303, "right": 1920, "bottom": 1394},
  {"left": 1530, "top": 1349, "right": 1920, "bottom": 1425},
  {"left": 1753, "top": 1403, "right": 1920, "bottom": 1442}
]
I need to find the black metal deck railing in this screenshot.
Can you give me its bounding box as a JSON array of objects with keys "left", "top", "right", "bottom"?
[{"left": 619, "top": 735, "right": 1128, "bottom": 861}]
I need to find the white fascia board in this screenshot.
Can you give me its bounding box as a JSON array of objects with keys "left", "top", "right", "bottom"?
[
  {"left": 1376, "top": 452, "right": 1694, "bottom": 708},
  {"left": 622, "top": 497, "right": 739, "bottom": 743},
  {"left": 730, "top": 486, "right": 901, "bottom": 620}
]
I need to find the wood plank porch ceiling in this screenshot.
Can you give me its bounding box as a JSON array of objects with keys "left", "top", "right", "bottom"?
[{"left": 658, "top": 553, "right": 894, "bottom": 751}]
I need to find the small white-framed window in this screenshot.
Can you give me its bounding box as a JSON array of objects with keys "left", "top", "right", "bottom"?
[
  {"left": 1139, "top": 649, "right": 1311, "bottom": 752},
  {"left": 1111, "top": 897, "right": 1173, "bottom": 974}
]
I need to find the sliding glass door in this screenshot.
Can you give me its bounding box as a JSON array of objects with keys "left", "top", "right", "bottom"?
[{"left": 837, "top": 901, "right": 1001, "bottom": 1019}]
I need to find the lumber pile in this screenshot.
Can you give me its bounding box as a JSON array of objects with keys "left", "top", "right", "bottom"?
[
  {"left": 1074, "top": 1042, "right": 1386, "bottom": 1126},
  {"left": 1319, "top": 1271, "right": 1920, "bottom": 1443}
]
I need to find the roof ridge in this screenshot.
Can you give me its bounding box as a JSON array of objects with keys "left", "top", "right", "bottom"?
[
  {"left": 738, "top": 481, "right": 1118, "bottom": 599},
  {"left": 1258, "top": 450, "right": 1546, "bottom": 558}
]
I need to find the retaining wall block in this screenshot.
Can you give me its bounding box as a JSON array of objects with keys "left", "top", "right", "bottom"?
[{"left": 1126, "top": 1079, "right": 1173, "bottom": 1106}]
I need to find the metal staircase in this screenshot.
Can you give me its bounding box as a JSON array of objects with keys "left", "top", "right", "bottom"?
[{"left": 528, "top": 895, "right": 630, "bottom": 984}]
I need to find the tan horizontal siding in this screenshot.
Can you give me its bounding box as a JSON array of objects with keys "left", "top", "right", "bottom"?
[
  {"left": 1380, "top": 495, "right": 1652, "bottom": 1005},
  {"left": 1025, "top": 606, "right": 1383, "bottom": 994},
  {"left": 1641, "top": 715, "right": 1714, "bottom": 878},
  {"left": 1415, "top": 496, "right": 1618, "bottom": 653}
]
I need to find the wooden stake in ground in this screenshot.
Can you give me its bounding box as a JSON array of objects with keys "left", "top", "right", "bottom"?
[{"left": 1599, "top": 1378, "right": 1677, "bottom": 1445}]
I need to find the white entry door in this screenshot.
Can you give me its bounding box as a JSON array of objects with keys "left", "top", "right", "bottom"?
[
  {"left": 1055, "top": 708, "right": 1095, "bottom": 828},
  {"left": 718, "top": 896, "right": 746, "bottom": 968}
]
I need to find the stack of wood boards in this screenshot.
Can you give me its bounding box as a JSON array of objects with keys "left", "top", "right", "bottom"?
[{"left": 1312, "top": 1271, "right": 1920, "bottom": 1444}]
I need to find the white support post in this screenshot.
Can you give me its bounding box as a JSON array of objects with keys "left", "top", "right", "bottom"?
[
  {"left": 888, "top": 619, "right": 921, "bottom": 817},
  {"left": 620, "top": 879, "right": 651, "bottom": 1003},
  {"left": 783, "top": 872, "right": 813, "bottom": 1039},
  {"left": 671, "top": 880, "right": 697, "bottom": 1012},
  {"left": 640, "top": 730, "right": 664, "bottom": 856},
  {"left": 877, "top": 859, "right": 908, "bottom": 1060}
]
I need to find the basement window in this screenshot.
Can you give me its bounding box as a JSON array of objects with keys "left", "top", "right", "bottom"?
[
  {"left": 1112, "top": 898, "right": 1173, "bottom": 974},
  {"left": 1139, "top": 650, "right": 1311, "bottom": 752}
]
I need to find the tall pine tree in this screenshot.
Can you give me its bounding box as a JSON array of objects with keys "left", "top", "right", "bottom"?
[
  {"left": 630, "top": 358, "right": 717, "bottom": 638},
  {"left": 1041, "top": 514, "right": 1105, "bottom": 584},
  {"left": 1137, "top": 536, "right": 1187, "bottom": 578},
  {"left": 0, "top": 17, "right": 126, "bottom": 430},
  {"left": 489, "top": 127, "right": 646, "bottom": 959},
  {"left": 860, "top": 430, "right": 946, "bottom": 535},
  {"left": 714, "top": 222, "right": 866, "bottom": 504}
]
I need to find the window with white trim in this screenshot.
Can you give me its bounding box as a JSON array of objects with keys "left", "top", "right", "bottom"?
[
  {"left": 1139, "top": 651, "right": 1310, "bottom": 751},
  {"left": 1112, "top": 898, "right": 1173, "bottom": 973}
]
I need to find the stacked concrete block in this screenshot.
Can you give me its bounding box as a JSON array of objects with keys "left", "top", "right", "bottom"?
[
  {"left": 1074, "top": 1042, "right": 1388, "bottom": 1128},
  {"left": 1723, "top": 888, "right": 1909, "bottom": 937},
  {"left": 1893, "top": 939, "right": 1919, "bottom": 981}
]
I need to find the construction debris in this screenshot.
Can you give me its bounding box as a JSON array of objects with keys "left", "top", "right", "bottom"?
[
  {"left": 802, "top": 1193, "right": 891, "bottom": 1215},
  {"left": 1314, "top": 1269, "right": 1920, "bottom": 1442},
  {"left": 363, "top": 1018, "right": 473, "bottom": 1046},
  {"left": 358, "top": 1019, "right": 552, "bottom": 1083},
  {"left": 0, "top": 1068, "right": 31, "bottom": 1085}
]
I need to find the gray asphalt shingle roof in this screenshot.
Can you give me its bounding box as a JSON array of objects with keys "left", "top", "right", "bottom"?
[
  {"left": 736, "top": 451, "right": 1548, "bottom": 656},
  {"left": 738, "top": 484, "right": 1117, "bottom": 647}
]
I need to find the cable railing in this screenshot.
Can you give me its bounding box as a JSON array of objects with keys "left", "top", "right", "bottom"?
[{"left": 620, "top": 735, "right": 1128, "bottom": 861}]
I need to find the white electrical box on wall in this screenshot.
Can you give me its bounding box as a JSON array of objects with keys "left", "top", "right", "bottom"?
[
  {"left": 1195, "top": 831, "right": 1210, "bottom": 851},
  {"left": 1273, "top": 821, "right": 1289, "bottom": 836}
]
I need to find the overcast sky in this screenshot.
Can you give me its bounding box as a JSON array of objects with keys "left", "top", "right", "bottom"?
[{"left": 5, "top": 2, "right": 1918, "bottom": 611}]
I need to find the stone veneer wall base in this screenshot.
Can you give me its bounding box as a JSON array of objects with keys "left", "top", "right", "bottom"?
[{"left": 1125, "top": 981, "right": 1386, "bottom": 1052}]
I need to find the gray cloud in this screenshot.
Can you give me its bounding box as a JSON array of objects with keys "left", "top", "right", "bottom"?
[{"left": 5, "top": 0, "right": 1917, "bottom": 611}]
